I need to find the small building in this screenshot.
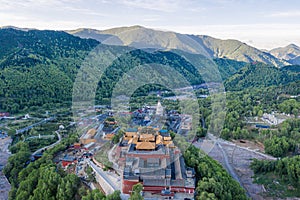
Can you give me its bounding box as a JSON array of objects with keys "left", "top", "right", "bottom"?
[
  {"left": 0, "top": 112, "right": 9, "bottom": 117},
  {"left": 80, "top": 128, "right": 97, "bottom": 145},
  {"left": 74, "top": 143, "right": 81, "bottom": 149},
  {"left": 106, "top": 120, "right": 117, "bottom": 125},
  {"left": 23, "top": 114, "right": 30, "bottom": 119},
  {"left": 255, "top": 124, "right": 270, "bottom": 129},
  {"left": 61, "top": 155, "right": 77, "bottom": 167}
]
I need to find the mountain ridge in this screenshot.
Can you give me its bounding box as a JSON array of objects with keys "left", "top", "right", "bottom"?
[
  {"left": 1, "top": 25, "right": 297, "bottom": 67},
  {"left": 0, "top": 27, "right": 298, "bottom": 114},
  {"left": 270, "top": 43, "right": 300, "bottom": 65},
  {"left": 67, "top": 25, "right": 289, "bottom": 67}
]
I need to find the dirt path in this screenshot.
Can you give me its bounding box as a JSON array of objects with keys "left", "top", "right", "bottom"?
[
  {"left": 195, "top": 136, "right": 275, "bottom": 200},
  {"left": 0, "top": 137, "right": 12, "bottom": 200}
]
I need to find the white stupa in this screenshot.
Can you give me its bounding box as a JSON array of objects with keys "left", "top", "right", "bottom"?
[{"left": 156, "top": 100, "right": 164, "bottom": 116}]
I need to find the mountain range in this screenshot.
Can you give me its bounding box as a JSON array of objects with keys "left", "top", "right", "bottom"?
[
  {"left": 0, "top": 26, "right": 299, "bottom": 113},
  {"left": 2, "top": 25, "right": 300, "bottom": 66},
  {"left": 67, "top": 25, "right": 300, "bottom": 67}
]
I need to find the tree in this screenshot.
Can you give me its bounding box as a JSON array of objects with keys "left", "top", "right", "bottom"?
[
  {"left": 196, "top": 127, "right": 207, "bottom": 138},
  {"left": 264, "top": 136, "right": 291, "bottom": 157},
  {"left": 106, "top": 190, "right": 121, "bottom": 200},
  {"left": 82, "top": 189, "right": 105, "bottom": 200},
  {"left": 129, "top": 183, "right": 144, "bottom": 200}
]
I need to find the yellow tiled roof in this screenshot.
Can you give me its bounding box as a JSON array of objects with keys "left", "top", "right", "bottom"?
[
  {"left": 136, "top": 142, "right": 155, "bottom": 150},
  {"left": 87, "top": 128, "right": 96, "bottom": 136},
  {"left": 156, "top": 135, "right": 163, "bottom": 145},
  {"left": 139, "top": 134, "right": 155, "bottom": 141},
  {"left": 163, "top": 136, "right": 172, "bottom": 141},
  {"left": 125, "top": 132, "right": 137, "bottom": 137}
]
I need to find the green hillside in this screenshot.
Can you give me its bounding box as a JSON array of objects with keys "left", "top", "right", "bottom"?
[
  {"left": 68, "top": 26, "right": 288, "bottom": 67},
  {"left": 0, "top": 28, "right": 99, "bottom": 112},
  {"left": 225, "top": 63, "right": 300, "bottom": 91},
  {"left": 0, "top": 28, "right": 298, "bottom": 114},
  {"left": 0, "top": 28, "right": 222, "bottom": 113}
]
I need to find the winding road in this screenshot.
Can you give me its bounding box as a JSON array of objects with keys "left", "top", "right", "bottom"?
[
  {"left": 16, "top": 117, "right": 55, "bottom": 134},
  {"left": 32, "top": 130, "right": 62, "bottom": 155}
]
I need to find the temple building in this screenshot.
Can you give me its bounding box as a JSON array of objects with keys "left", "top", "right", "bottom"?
[
  {"left": 156, "top": 100, "right": 164, "bottom": 116},
  {"left": 117, "top": 127, "right": 195, "bottom": 196}
]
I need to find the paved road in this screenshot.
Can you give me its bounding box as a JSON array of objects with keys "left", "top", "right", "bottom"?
[
  {"left": 24, "top": 134, "right": 55, "bottom": 141},
  {"left": 88, "top": 160, "right": 118, "bottom": 191},
  {"left": 32, "top": 130, "right": 62, "bottom": 155}
]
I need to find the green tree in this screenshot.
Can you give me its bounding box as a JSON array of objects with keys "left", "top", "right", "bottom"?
[{"left": 129, "top": 183, "right": 144, "bottom": 200}]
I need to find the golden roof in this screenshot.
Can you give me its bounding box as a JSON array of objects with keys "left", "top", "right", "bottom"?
[
  {"left": 124, "top": 136, "right": 132, "bottom": 141},
  {"left": 128, "top": 138, "right": 133, "bottom": 144},
  {"left": 125, "top": 131, "right": 137, "bottom": 137},
  {"left": 132, "top": 136, "right": 138, "bottom": 144},
  {"left": 139, "top": 134, "right": 155, "bottom": 141},
  {"left": 156, "top": 135, "right": 163, "bottom": 145},
  {"left": 136, "top": 142, "right": 155, "bottom": 150},
  {"left": 128, "top": 136, "right": 138, "bottom": 144},
  {"left": 163, "top": 140, "right": 173, "bottom": 146},
  {"left": 87, "top": 128, "right": 96, "bottom": 136}
]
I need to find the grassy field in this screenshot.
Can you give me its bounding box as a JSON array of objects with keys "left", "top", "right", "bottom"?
[
  {"left": 253, "top": 172, "right": 300, "bottom": 198},
  {"left": 94, "top": 142, "right": 113, "bottom": 169}
]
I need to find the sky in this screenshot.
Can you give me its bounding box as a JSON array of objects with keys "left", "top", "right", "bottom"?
[{"left": 1, "top": 0, "right": 300, "bottom": 50}]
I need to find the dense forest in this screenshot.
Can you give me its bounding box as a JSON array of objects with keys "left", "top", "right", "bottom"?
[
  {"left": 225, "top": 63, "right": 300, "bottom": 91},
  {"left": 250, "top": 156, "right": 300, "bottom": 197},
  {"left": 1, "top": 28, "right": 298, "bottom": 115}
]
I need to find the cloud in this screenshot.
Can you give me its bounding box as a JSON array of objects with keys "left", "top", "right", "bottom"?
[
  {"left": 119, "top": 0, "right": 181, "bottom": 12},
  {"left": 268, "top": 11, "right": 300, "bottom": 17}
]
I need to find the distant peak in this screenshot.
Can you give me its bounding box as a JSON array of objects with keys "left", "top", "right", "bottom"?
[
  {"left": 0, "top": 25, "right": 18, "bottom": 29},
  {"left": 0, "top": 25, "right": 34, "bottom": 31},
  {"left": 287, "top": 43, "right": 299, "bottom": 49},
  {"left": 109, "top": 25, "right": 145, "bottom": 30},
  {"left": 130, "top": 25, "right": 144, "bottom": 28}
]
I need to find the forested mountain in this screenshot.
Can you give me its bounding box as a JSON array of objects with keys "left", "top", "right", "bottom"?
[
  {"left": 270, "top": 44, "right": 300, "bottom": 65},
  {"left": 0, "top": 28, "right": 99, "bottom": 112},
  {"left": 225, "top": 63, "right": 300, "bottom": 91},
  {"left": 68, "top": 26, "right": 288, "bottom": 67},
  {"left": 0, "top": 28, "right": 248, "bottom": 113},
  {"left": 0, "top": 27, "right": 298, "bottom": 114}
]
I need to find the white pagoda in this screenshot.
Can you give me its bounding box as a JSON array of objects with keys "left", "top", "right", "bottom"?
[{"left": 156, "top": 100, "right": 164, "bottom": 116}]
